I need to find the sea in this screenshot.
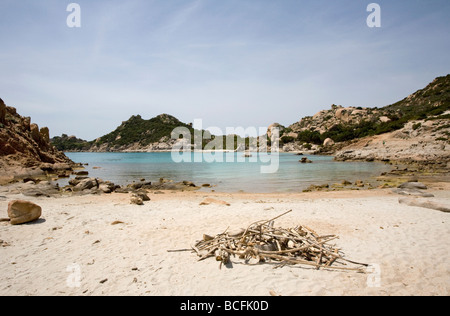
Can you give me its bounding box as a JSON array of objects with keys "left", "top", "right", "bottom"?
[{"left": 65, "top": 152, "right": 393, "bottom": 193}]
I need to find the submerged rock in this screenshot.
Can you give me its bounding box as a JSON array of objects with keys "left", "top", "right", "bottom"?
[{"left": 300, "top": 157, "right": 313, "bottom": 164}]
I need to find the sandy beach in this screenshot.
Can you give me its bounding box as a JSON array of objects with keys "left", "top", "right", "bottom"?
[{"left": 1, "top": 183, "right": 449, "bottom": 296}]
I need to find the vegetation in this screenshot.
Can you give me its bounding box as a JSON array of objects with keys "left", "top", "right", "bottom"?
[
  {"left": 290, "top": 74, "right": 450, "bottom": 145},
  {"left": 51, "top": 134, "right": 92, "bottom": 151},
  {"left": 96, "top": 114, "right": 193, "bottom": 147}
]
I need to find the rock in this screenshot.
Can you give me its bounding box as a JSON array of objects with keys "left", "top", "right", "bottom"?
[
  {"left": 40, "top": 127, "right": 50, "bottom": 143},
  {"left": 0, "top": 98, "right": 6, "bottom": 124},
  {"left": 200, "top": 198, "right": 231, "bottom": 206},
  {"left": 68, "top": 178, "right": 81, "bottom": 186},
  {"left": 7, "top": 200, "right": 42, "bottom": 225},
  {"left": 130, "top": 195, "right": 144, "bottom": 205},
  {"left": 98, "top": 184, "right": 112, "bottom": 193},
  {"left": 74, "top": 171, "right": 89, "bottom": 176},
  {"left": 392, "top": 188, "right": 434, "bottom": 198},
  {"left": 134, "top": 191, "right": 150, "bottom": 201},
  {"left": 115, "top": 187, "right": 132, "bottom": 194},
  {"left": 74, "top": 178, "right": 98, "bottom": 191},
  {"left": 398, "top": 182, "right": 428, "bottom": 190},
  {"left": 300, "top": 157, "right": 313, "bottom": 163},
  {"left": 30, "top": 123, "right": 41, "bottom": 143},
  {"left": 129, "top": 182, "right": 144, "bottom": 190},
  {"left": 399, "top": 197, "right": 450, "bottom": 213},
  {"left": 182, "top": 180, "right": 196, "bottom": 187},
  {"left": 342, "top": 180, "right": 352, "bottom": 186},
  {"left": 267, "top": 123, "right": 284, "bottom": 139},
  {"left": 355, "top": 180, "right": 364, "bottom": 187},
  {"left": 335, "top": 108, "right": 352, "bottom": 123},
  {"left": 323, "top": 138, "right": 335, "bottom": 147},
  {"left": 21, "top": 181, "right": 60, "bottom": 197}
]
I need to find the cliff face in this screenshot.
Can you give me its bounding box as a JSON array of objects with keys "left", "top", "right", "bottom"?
[{"left": 0, "top": 98, "right": 74, "bottom": 184}]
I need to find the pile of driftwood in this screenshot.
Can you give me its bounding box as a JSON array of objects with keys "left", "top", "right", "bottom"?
[{"left": 188, "top": 211, "right": 368, "bottom": 272}]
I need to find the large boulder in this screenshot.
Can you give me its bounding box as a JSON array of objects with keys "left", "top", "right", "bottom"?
[
  {"left": 73, "top": 178, "right": 98, "bottom": 191},
  {"left": 267, "top": 123, "right": 284, "bottom": 139},
  {"left": 335, "top": 108, "right": 352, "bottom": 123},
  {"left": 7, "top": 200, "right": 42, "bottom": 225},
  {"left": 398, "top": 182, "right": 428, "bottom": 190},
  {"left": 323, "top": 138, "right": 335, "bottom": 147},
  {"left": 399, "top": 197, "right": 450, "bottom": 213}
]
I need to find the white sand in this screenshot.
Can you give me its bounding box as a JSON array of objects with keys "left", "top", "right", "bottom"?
[{"left": 0, "top": 185, "right": 449, "bottom": 296}]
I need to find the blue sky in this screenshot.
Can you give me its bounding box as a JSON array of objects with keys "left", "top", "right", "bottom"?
[{"left": 1, "top": 0, "right": 449, "bottom": 140}]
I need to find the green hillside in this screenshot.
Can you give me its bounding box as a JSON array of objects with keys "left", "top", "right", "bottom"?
[{"left": 94, "top": 114, "right": 192, "bottom": 148}]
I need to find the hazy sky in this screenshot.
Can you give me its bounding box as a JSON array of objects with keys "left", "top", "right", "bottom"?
[{"left": 1, "top": 0, "right": 449, "bottom": 140}]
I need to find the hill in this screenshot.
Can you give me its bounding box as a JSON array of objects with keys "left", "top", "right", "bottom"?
[
  {"left": 88, "top": 114, "right": 194, "bottom": 152},
  {"left": 51, "top": 134, "right": 92, "bottom": 152},
  {"left": 50, "top": 74, "right": 450, "bottom": 162},
  {"left": 277, "top": 74, "right": 450, "bottom": 156}
]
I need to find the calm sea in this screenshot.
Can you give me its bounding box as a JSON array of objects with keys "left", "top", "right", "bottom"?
[{"left": 65, "top": 152, "right": 392, "bottom": 193}]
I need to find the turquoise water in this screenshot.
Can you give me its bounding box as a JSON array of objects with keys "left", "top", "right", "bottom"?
[{"left": 65, "top": 152, "right": 392, "bottom": 193}]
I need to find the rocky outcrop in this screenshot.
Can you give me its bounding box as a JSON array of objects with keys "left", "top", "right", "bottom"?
[
  {"left": 283, "top": 74, "right": 450, "bottom": 162},
  {"left": 288, "top": 104, "right": 383, "bottom": 136},
  {"left": 0, "top": 98, "right": 74, "bottom": 184},
  {"left": 334, "top": 118, "right": 450, "bottom": 164},
  {"left": 267, "top": 123, "right": 284, "bottom": 139}
]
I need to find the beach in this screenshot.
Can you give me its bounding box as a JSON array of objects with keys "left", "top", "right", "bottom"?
[{"left": 1, "top": 183, "right": 449, "bottom": 296}]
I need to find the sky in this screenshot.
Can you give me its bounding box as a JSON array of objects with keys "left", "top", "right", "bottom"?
[{"left": 1, "top": 0, "right": 449, "bottom": 140}]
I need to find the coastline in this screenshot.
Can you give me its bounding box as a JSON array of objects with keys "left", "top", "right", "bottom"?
[
  {"left": 1, "top": 151, "right": 449, "bottom": 296},
  {"left": 1, "top": 185, "right": 449, "bottom": 296}
]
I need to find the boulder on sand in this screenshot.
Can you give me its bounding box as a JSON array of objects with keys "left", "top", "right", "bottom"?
[
  {"left": 399, "top": 197, "right": 450, "bottom": 213},
  {"left": 130, "top": 195, "right": 144, "bottom": 205},
  {"left": 398, "top": 182, "right": 428, "bottom": 190},
  {"left": 7, "top": 200, "right": 42, "bottom": 225}
]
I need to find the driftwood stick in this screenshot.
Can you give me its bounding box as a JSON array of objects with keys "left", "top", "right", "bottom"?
[
  {"left": 242, "top": 210, "right": 293, "bottom": 238},
  {"left": 167, "top": 249, "right": 193, "bottom": 253},
  {"left": 261, "top": 253, "right": 365, "bottom": 272}
]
